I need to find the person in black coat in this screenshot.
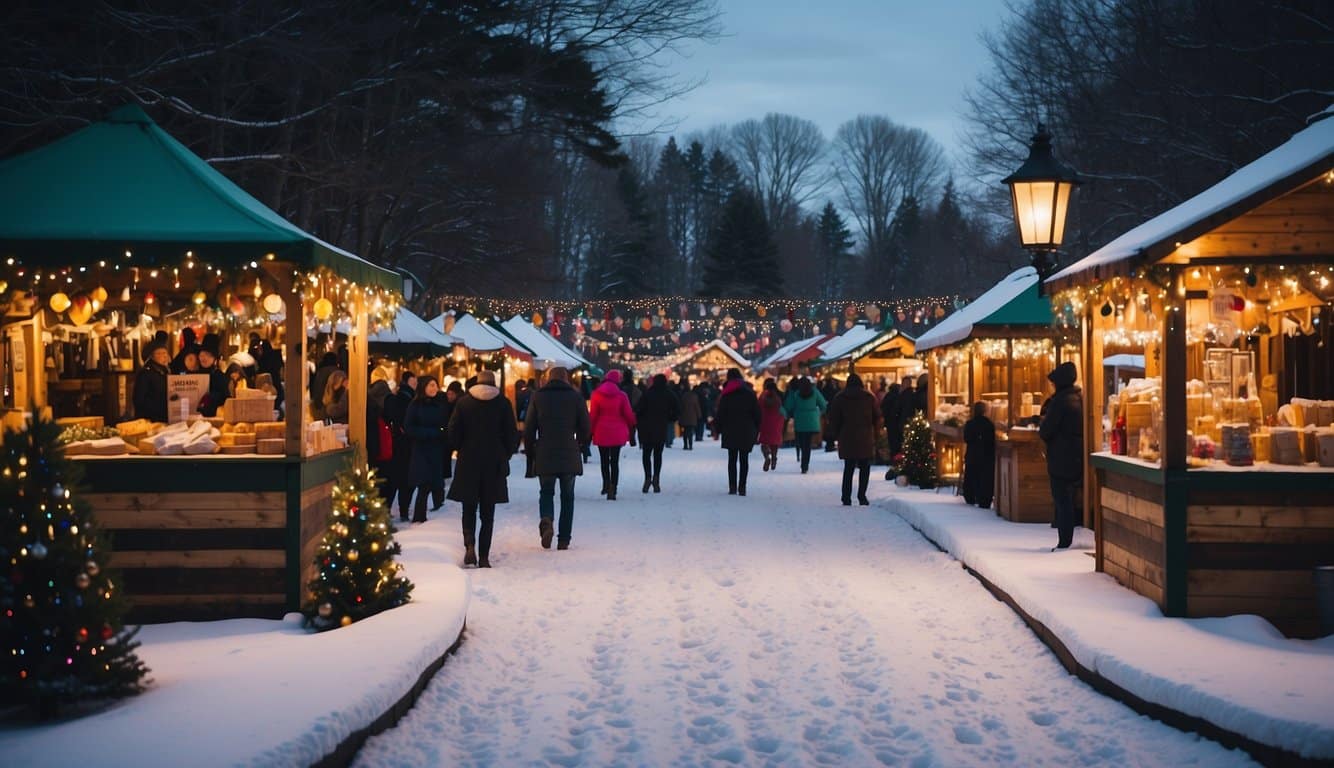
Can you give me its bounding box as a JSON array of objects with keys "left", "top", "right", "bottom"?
[
  {"left": 448, "top": 370, "right": 520, "bottom": 568},
  {"left": 888, "top": 375, "right": 917, "bottom": 455},
  {"left": 524, "top": 367, "right": 591, "bottom": 550},
  {"left": 714, "top": 368, "right": 761, "bottom": 496},
  {"left": 962, "top": 401, "right": 996, "bottom": 509},
  {"left": 1039, "top": 362, "right": 1084, "bottom": 550},
  {"left": 195, "top": 345, "right": 230, "bottom": 418},
  {"left": 366, "top": 379, "right": 393, "bottom": 501},
  {"left": 633, "top": 373, "right": 680, "bottom": 493},
  {"left": 913, "top": 373, "right": 929, "bottom": 416},
  {"left": 383, "top": 371, "right": 416, "bottom": 521},
  {"left": 404, "top": 375, "right": 447, "bottom": 524},
  {"left": 442, "top": 381, "right": 464, "bottom": 480},
  {"left": 133, "top": 343, "right": 171, "bottom": 423},
  {"left": 880, "top": 383, "right": 902, "bottom": 454},
  {"left": 819, "top": 377, "right": 842, "bottom": 451}
]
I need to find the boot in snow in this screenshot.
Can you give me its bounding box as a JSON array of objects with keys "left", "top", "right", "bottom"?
[
  {"left": 539, "top": 518, "right": 554, "bottom": 549},
  {"left": 464, "top": 545, "right": 477, "bottom": 566}
]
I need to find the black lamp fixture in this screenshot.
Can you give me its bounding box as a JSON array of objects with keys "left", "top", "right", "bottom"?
[{"left": 1002, "top": 124, "right": 1080, "bottom": 293}]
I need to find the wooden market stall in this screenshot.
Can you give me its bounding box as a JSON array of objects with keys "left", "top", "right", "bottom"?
[
  {"left": 915, "top": 267, "right": 1080, "bottom": 523},
  {"left": 497, "top": 314, "right": 595, "bottom": 390},
  {"left": 1047, "top": 114, "right": 1334, "bottom": 638},
  {"left": 0, "top": 105, "right": 404, "bottom": 622},
  {"left": 435, "top": 312, "right": 535, "bottom": 399},
  {"left": 750, "top": 334, "right": 831, "bottom": 380},
  {"left": 810, "top": 327, "right": 920, "bottom": 387},
  {"left": 316, "top": 306, "right": 464, "bottom": 389},
  {"left": 672, "top": 339, "right": 751, "bottom": 381}
]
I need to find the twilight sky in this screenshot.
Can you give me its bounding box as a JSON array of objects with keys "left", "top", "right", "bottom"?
[{"left": 648, "top": 0, "right": 1008, "bottom": 166}]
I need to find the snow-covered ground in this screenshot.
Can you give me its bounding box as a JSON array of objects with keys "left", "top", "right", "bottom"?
[
  {"left": 883, "top": 485, "right": 1334, "bottom": 761},
  {"left": 0, "top": 515, "right": 469, "bottom": 768},
  {"left": 355, "top": 444, "right": 1256, "bottom": 767}
]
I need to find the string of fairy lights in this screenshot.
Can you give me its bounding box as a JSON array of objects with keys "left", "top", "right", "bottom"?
[{"left": 443, "top": 294, "right": 963, "bottom": 368}]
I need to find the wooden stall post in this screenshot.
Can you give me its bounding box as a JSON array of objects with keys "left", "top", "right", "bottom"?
[
  {"left": 1162, "top": 272, "right": 1190, "bottom": 617},
  {"left": 282, "top": 284, "right": 305, "bottom": 456},
  {"left": 348, "top": 290, "right": 369, "bottom": 451}
]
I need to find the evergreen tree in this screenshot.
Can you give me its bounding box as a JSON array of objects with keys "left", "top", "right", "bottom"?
[
  {"left": 598, "top": 166, "right": 657, "bottom": 298},
  {"left": 815, "top": 202, "right": 855, "bottom": 300},
  {"left": 900, "top": 412, "right": 937, "bottom": 489},
  {"left": 884, "top": 194, "right": 922, "bottom": 294},
  {"left": 699, "top": 188, "right": 784, "bottom": 297},
  {"left": 653, "top": 137, "right": 693, "bottom": 294},
  {"left": 1, "top": 415, "right": 147, "bottom": 717},
  {"left": 303, "top": 460, "right": 413, "bottom": 631}
]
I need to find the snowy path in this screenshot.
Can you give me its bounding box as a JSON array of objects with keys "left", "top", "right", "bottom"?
[{"left": 355, "top": 444, "right": 1254, "bottom": 767}]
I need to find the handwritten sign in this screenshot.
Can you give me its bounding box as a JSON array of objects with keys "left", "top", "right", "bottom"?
[{"left": 167, "top": 374, "right": 209, "bottom": 423}]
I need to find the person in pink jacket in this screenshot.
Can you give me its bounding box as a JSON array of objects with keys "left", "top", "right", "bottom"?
[{"left": 589, "top": 369, "right": 636, "bottom": 500}]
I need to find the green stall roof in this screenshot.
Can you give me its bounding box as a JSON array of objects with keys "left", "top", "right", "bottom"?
[
  {"left": 0, "top": 105, "right": 401, "bottom": 292},
  {"left": 915, "top": 267, "right": 1053, "bottom": 352}
]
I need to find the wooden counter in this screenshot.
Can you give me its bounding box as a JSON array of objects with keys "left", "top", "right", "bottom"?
[
  {"left": 73, "top": 448, "right": 352, "bottom": 623},
  {"left": 996, "top": 428, "right": 1053, "bottom": 524},
  {"left": 1091, "top": 452, "right": 1334, "bottom": 637}
]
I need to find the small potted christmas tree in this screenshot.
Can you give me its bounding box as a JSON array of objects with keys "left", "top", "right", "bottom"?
[
  {"left": 1, "top": 415, "right": 148, "bottom": 717},
  {"left": 303, "top": 459, "right": 413, "bottom": 631},
  {"left": 900, "top": 412, "right": 938, "bottom": 489}
]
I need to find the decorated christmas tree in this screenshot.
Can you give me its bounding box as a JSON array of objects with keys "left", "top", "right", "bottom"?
[
  {"left": 303, "top": 460, "right": 412, "bottom": 631},
  {"left": 901, "top": 411, "right": 938, "bottom": 489},
  {"left": 1, "top": 415, "right": 148, "bottom": 717}
]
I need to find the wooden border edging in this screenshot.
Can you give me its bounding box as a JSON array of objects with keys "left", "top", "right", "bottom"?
[
  {"left": 899, "top": 519, "right": 1332, "bottom": 768},
  {"left": 310, "top": 621, "right": 466, "bottom": 768}
]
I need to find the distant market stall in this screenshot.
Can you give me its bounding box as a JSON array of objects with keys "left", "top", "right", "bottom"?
[
  {"left": 0, "top": 105, "right": 404, "bottom": 621},
  {"left": 809, "top": 326, "right": 920, "bottom": 386},
  {"left": 750, "top": 334, "right": 831, "bottom": 378},
  {"left": 1047, "top": 112, "right": 1334, "bottom": 637},
  {"left": 915, "top": 267, "right": 1079, "bottom": 523}
]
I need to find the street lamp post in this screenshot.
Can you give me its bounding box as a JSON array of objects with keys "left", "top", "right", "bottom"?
[{"left": 1002, "top": 124, "right": 1080, "bottom": 294}]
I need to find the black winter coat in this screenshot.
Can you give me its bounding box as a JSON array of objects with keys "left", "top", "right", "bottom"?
[
  {"left": 1039, "top": 385, "right": 1084, "bottom": 480},
  {"left": 197, "top": 366, "right": 230, "bottom": 417},
  {"left": 634, "top": 382, "right": 680, "bottom": 445},
  {"left": 405, "top": 396, "right": 447, "bottom": 488},
  {"left": 888, "top": 386, "right": 917, "bottom": 444},
  {"left": 383, "top": 386, "right": 413, "bottom": 478},
  {"left": 523, "top": 379, "right": 591, "bottom": 476},
  {"left": 678, "top": 389, "right": 702, "bottom": 427},
  {"left": 447, "top": 385, "right": 520, "bottom": 505},
  {"left": 714, "top": 383, "right": 761, "bottom": 451},
  {"left": 133, "top": 361, "right": 169, "bottom": 423},
  {"left": 962, "top": 415, "right": 996, "bottom": 505}
]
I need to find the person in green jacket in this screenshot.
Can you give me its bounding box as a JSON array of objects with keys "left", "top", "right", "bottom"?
[{"left": 783, "top": 376, "right": 827, "bottom": 474}]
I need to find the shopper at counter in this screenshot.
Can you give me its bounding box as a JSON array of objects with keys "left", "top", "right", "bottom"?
[
  {"left": 1039, "top": 362, "right": 1083, "bottom": 550},
  {"left": 195, "top": 345, "right": 230, "bottom": 417},
  {"left": 133, "top": 343, "right": 171, "bottom": 423}
]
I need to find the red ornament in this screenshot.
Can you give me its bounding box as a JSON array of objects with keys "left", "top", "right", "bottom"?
[
  {"left": 77, "top": 627, "right": 89, "bottom": 643},
  {"left": 101, "top": 624, "right": 114, "bottom": 640}
]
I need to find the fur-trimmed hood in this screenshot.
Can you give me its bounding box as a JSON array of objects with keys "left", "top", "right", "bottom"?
[{"left": 468, "top": 383, "right": 501, "bottom": 401}]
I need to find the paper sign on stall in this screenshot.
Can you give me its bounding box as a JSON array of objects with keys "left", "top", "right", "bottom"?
[{"left": 167, "top": 374, "right": 209, "bottom": 423}]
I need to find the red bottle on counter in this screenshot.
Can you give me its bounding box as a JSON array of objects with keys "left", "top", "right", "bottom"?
[{"left": 1111, "top": 416, "right": 1127, "bottom": 455}]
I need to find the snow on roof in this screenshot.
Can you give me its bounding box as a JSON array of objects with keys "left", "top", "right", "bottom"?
[
  {"left": 367, "top": 307, "right": 459, "bottom": 352},
  {"left": 752, "top": 334, "right": 828, "bottom": 369},
  {"left": 815, "top": 325, "right": 881, "bottom": 361},
  {"left": 686, "top": 339, "right": 750, "bottom": 367},
  {"left": 1048, "top": 112, "right": 1334, "bottom": 288},
  {"left": 916, "top": 267, "right": 1047, "bottom": 352},
  {"left": 499, "top": 315, "right": 588, "bottom": 371}
]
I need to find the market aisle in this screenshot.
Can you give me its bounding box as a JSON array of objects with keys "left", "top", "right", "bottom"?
[{"left": 354, "top": 442, "right": 1253, "bottom": 767}]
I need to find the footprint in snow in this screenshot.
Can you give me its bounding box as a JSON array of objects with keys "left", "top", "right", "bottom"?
[
  {"left": 953, "top": 725, "right": 984, "bottom": 744},
  {"left": 1029, "top": 711, "right": 1059, "bottom": 726}
]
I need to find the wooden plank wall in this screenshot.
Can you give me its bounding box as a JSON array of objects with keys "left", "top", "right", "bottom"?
[
  {"left": 1185, "top": 488, "right": 1334, "bottom": 638},
  {"left": 996, "top": 440, "right": 1053, "bottom": 524},
  {"left": 93, "top": 491, "right": 289, "bottom": 623},
  {"left": 299, "top": 480, "right": 336, "bottom": 605},
  {"left": 1097, "top": 470, "right": 1167, "bottom": 608}
]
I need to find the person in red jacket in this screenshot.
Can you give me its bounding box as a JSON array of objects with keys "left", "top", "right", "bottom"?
[{"left": 589, "top": 369, "right": 637, "bottom": 500}]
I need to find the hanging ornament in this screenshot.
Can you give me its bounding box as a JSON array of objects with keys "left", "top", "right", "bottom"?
[
  {"left": 193, "top": 290, "right": 208, "bottom": 306},
  {"left": 144, "top": 291, "right": 156, "bottom": 305},
  {"left": 75, "top": 573, "right": 91, "bottom": 589},
  {"left": 844, "top": 304, "right": 857, "bottom": 319},
  {"left": 532, "top": 312, "right": 543, "bottom": 326},
  {"left": 228, "top": 295, "right": 246, "bottom": 317},
  {"left": 756, "top": 305, "right": 767, "bottom": 318},
  {"left": 318, "top": 602, "right": 333, "bottom": 618},
  {"left": 101, "top": 624, "right": 114, "bottom": 640},
  {"left": 613, "top": 316, "right": 625, "bottom": 330},
  {"left": 897, "top": 310, "right": 907, "bottom": 322},
  {"left": 76, "top": 627, "right": 90, "bottom": 643},
  {"left": 85, "top": 560, "right": 100, "bottom": 576},
  {"left": 681, "top": 320, "right": 692, "bottom": 334},
  {"left": 120, "top": 285, "right": 132, "bottom": 302},
  {"left": 313, "top": 297, "right": 334, "bottom": 321},
  {"left": 30, "top": 542, "right": 47, "bottom": 559},
  {"left": 779, "top": 318, "right": 793, "bottom": 333},
  {"left": 262, "top": 293, "right": 284, "bottom": 315},
  {"left": 679, "top": 302, "right": 689, "bottom": 319},
  {"left": 69, "top": 296, "right": 93, "bottom": 325},
  {"left": 865, "top": 305, "right": 881, "bottom": 324},
  {"left": 340, "top": 615, "right": 353, "bottom": 627},
  {"left": 710, "top": 304, "right": 722, "bottom": 317},
  {"left": 52, "top": 483, "right": 65, "bottom": 498},
  {"left": 641, "top": 317, "right": 652, "bottom": 331},
  {"left": 347, "top": 549, "right": 359, "bottom": 563},
  {"left": 934, "top": 305, "right": 946, "bottom": 319},
  {"left": 92, "top": 285, "right": 109, "bottom": 305},
  {"left": 49, "top": 292, "right": 71, "bottom": 313}
]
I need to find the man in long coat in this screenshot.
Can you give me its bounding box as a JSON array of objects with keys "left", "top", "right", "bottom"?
[
  {"left": 448, "top": 370, "right": 520, "bottom": 567},
  {"left": 524, "top": 368, "right": 591, "bottom": 550}
]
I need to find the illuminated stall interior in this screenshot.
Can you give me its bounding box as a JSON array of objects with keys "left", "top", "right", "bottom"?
[
  {"left": 810, "top": 327, "right": 921, "bottom": 386},
  {"left": 750, "top": 334, "right": 831, "bottom": 380},
  {"left": 916, "top": 267, "right": 1079, "bottom": 522},
  {"left": 1048, "top": 113, "right": 1334, "bottom": 637},
  {"left": 0, "top": 105, "right": 403, "bottom": 621}
]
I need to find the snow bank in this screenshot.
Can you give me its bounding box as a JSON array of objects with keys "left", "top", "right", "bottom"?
[
  {"left": 0, "top": 521, "right": 469, "bottom": 768},
  {"left": 876, "top": 485, "right": 1334, "bottom": 760}
]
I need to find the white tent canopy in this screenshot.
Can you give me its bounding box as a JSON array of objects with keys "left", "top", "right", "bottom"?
[
  {"left": 432, "top": 312, "right": 514, "bottom": 355},
  {"left": 499, "top": 315, "right": 588, "bottom": 371},
  {"left": 752, "top": 334, "right": 828, "bottom": 370},
  {"left": 308, "top": 307, "right": 459, "bottom": 356}
]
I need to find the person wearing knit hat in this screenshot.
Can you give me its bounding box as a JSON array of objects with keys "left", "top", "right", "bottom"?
[
  {"left": 714, "top": 368, "right": 760, "bottom": 495},
  {"left": 1040, "top": 361, "right": 1083, "bottom": 550}
]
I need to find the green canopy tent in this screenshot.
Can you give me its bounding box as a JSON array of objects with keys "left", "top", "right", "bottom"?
[{"left": 0, "top": 104, "right": 400, "bottom": 292}]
